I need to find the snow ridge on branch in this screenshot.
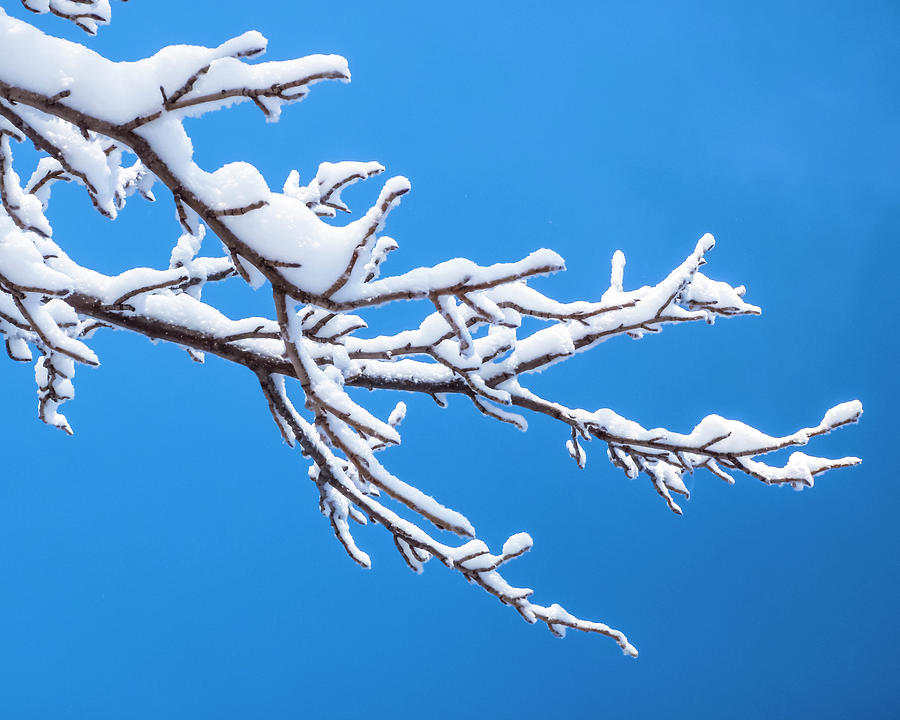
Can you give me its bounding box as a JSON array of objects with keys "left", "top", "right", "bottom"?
[{"left": 0, "top": 4, "right": 862, "bottom": 656}]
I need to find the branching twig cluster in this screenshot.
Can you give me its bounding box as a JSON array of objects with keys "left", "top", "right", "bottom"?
[{"left": 0, "top": 3, "right": 861, "bottom": 655}]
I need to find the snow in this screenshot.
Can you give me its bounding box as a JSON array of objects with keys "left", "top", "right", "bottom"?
[
  {"left": 0, "top": 221, "right": 71, "bottom": 293},
  {"left": 0, "top": 12, "right": 348, "bottom": 125},
  {"left": 388, "top": 401, "right": 407, "bottom": 427},
  {"left": 0, "top": 4, "right": 863, "bottom": 657},
  {"left": 22, "top": 0, "right": 113, "bottom": 35}
]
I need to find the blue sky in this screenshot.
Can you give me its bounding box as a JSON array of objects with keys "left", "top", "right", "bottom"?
[{"left": 0, "top": 1, "right": 897, "bottom": 717}]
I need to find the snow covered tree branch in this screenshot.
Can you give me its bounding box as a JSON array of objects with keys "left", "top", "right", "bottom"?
[{"left": 0, "top": 4, "right": 862, "bottom": 656}]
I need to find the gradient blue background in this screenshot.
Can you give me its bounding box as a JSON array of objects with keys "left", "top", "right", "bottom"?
[{"left": 0, "top": 1, "right": 897, "bottom": 717}]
